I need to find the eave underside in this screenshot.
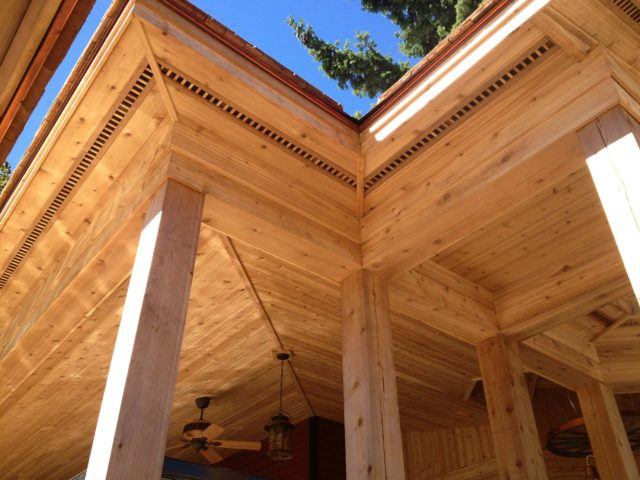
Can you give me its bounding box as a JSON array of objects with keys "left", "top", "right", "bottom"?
[{"left": 0, "top": 0, "right": 640, "bottom": 478}]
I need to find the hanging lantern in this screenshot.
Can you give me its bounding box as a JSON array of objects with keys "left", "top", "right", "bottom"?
[{"left": 265, "top": 352, "right": 295, "bottom": 460}]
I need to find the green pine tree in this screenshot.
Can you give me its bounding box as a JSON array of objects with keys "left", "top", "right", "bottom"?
[
  {"left": 0, "top": 161, "right": 11, "bottom": 194},
  {"left": 288, "top": 0, "right": 482, "bottom": 99}
]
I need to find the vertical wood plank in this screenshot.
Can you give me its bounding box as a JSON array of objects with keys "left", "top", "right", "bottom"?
[
  {"left": 85, "top": 180, "right": 204, "bottom": 480},
  {"left": 477, "top": 335, "right": 548, "bottom": 480},
  {"left": 578, "top": 106, "right": 640, "bottom": 308},
  {"left": 341, "top": 270, "right": 405, "bottom": 480},
  {"left": 577, "top": 381, "right": 640, "bottom": 480}
]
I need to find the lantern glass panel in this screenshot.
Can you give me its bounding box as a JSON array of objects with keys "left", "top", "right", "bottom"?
[{"left": 265, "top": 413, "right": 294, "bottom": 460}]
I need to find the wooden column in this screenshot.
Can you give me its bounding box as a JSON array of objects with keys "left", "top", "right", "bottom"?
[
  {"left": 477, "top": 335, "right": 548, "bottom": 480},
  {"left": 578, "top": 106, "right": 640, "bottom": 306},
  {"left": 85, "top": 180, "right": 204, "bottom": 480},
  {"left": 577, "top": 382, "right": 640, "bottom": 480},
  {"left": 341, "top": 270, "right": 405, "bottom": 480}
]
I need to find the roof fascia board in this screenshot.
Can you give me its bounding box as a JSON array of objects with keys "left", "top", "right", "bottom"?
[
  {"left": 138, "top": 0, "right": 356, "bottom": 128},
  {"left": 363, "top": 0, "right": 551, "bottom": 142}
]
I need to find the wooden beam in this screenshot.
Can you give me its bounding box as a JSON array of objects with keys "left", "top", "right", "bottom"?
[
  {"left": 362, "top": 48, "right": 621, "bottom": 276},
  {"left": 390, "top": 261, "right": 498, "bottom": 345},
  {"left": 462, "top": 377, "right": 481, "bottom": 402},
  {"left": 533, "top": 6, "right": 595, "bottom": 61},
  {"left": 85, "top": 180, "right": 203, "bottom": 479},
  {"left": 519, "top": 333, "right": 603, "bottom": 390},
  {"left": 477, "top": 335, "right": 548, "bottom": 480},
  {"left": 341, "top": 270, "right": 405, "bottom": 480},
  {"left": 132, "top": 17, "right": 178, "bottom": 121},
  {"left": 593, "top": 313, "right": 638, "bottom": 342},
  {"left": 579, "top": 106, "right": 640, "bottom": 309},
  {"left": 526, "top": 373, "right": 538, "bottom": 400},
  {"left": 391, "top": 261, "right": 603, "bottom": 389},
  {"left": 0, "top": 119, "right": 172, "bottom": 409},
  {"left": 576, "top": 381, "right": 640, "bottom": 480},
  {"left": 170, "top": 150, "right": 360, "bottom": 282},
  {"left": 496, "top": 252, "right": 631, "bottom": 339},
  {"left": 219, "top": 235, "right": 315, "bottom": 418}
]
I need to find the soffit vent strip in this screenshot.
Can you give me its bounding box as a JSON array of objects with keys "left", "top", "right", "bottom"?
[
  {"left": 364, "top": 39, "right": 557, "bottom": 193},
  {"left": 587, "top": 310, "right": 615, "bottom": 327},
  {"left": 0, "top": 66, "right": 154, "bottom": 290},
  {"left": 158, "top": 65, "right": 357, "bottom": 189},
  {"left": 610, "top": 0, "right": 640, "bottom": 23}
]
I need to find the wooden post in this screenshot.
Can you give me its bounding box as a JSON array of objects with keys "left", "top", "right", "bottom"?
[
  {"left": 577, "top": 382, "right": 640, "bottom": 480},
  {"left": 578, "top": 106, "right": 640, "bottom": 307},
  {"left": 341, "top": 270, "right": 405, "bottom": 480},
  {"left": 477, "top": 335, "right": 548, "bottom": 480},
  {"left": 85, "top": 180, "right": 204, "bottom": 480}
]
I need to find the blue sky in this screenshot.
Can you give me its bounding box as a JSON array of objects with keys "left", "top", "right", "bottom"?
[{"left": 7, "top": 0, "right": 415, "bottom": 169}]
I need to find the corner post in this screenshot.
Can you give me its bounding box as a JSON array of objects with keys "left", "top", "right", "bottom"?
[
  {"left": 86, "top": 180, "right": 204, "bottom": 479},
  {"left": 341, "top": 270, "right": 405, "bottom": 480},
  {"left": 578, "top": 106, "right": 640, "bottom": 306},
  {"left": 577, "top": 381, "right": 640, "bottom": 480},
  {"left": 477, "top": 335, "right": 549, "bottom": 480}
]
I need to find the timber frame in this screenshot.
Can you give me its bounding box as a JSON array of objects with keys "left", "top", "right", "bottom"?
[{"left": 0, "top": 0, "right": 640, "bottom": 478}]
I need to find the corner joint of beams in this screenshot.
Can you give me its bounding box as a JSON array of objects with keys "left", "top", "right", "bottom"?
[{"left": 132, "top": 16, "right": 178, "bottom": 122}]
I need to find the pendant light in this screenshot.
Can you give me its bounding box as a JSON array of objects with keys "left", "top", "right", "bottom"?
[{"left": 265, "top": 352, "right": 295, "bottom": 460}]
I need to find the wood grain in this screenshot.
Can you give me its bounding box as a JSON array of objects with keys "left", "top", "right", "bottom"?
[{"left": 86, "top": 180, "right": 203, "bottom": 479}]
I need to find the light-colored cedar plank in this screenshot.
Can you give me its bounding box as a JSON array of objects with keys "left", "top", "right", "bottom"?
[
  {"left": 533, "top": 6, "right": 595, "bottom": 61},
  {"left": 0, "top": 89, "right": 170, "bottom": 356},
  {"left": 577, "top": 381, "right": 640, "bottom": 480},
  {"left": 132, "top": 17, "right": 178, "bottom": 121},
  {"left": 362, "top": 49, "right": 620, "bottom": 276},
  {"left": 0, "top": 114, "right": 172, "bottom": 407},
  {"left": 86, "top": 180, "right": 203, "bottom": 479},
  {"left": 135, "top": 0, "right": 360, "bottom": 174},
  {"left": 477, "top": 335, "right": 548, "bottom": 480},
  {"left": 168, "top": 107, "right": 357, "bottom": 237},
  {"left": 342, "top": 270, "right": 406, "bottom": 479},
  {"left": 360, "top": 12, "right": 548, "bottom": 175},
  {"left": 579, "top": 106, "right": 640, "bottom": 310},
  {"left": 219, "top": 235, "right": 315, "bottom": 418},
  {"left": 168, "top": 153, "right": 361, "bottom": 282}
]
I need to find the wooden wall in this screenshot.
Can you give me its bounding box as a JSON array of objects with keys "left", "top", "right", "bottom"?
[
  {"left": 216, "top": 391, "right": 640, "bottom": 480},
  {"left": 403, "top": 425, "right": 496, "bottom": 479},
  {"left": 402, "top": 388, "right": 640, "bottom": 480}
]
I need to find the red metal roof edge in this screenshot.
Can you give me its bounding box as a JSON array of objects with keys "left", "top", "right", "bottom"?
[
  {"left": 156, "top": 0, "right": 356, "bottom": 127},
  {"left": 157, "top": 0, "right": 514, "bottom": 131},
  {"left": 358, "top": 0, "right": 514, "bottom": 129}
]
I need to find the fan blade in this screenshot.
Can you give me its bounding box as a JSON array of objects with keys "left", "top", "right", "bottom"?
[
  {"left": 165, "top": 443, "right": 189, "bottom": 452},
  {"left": 208, "top": 439, "right": 262, "bottom": 451},
  {"left": 202, "top": 423, "right": 225, "bottom": 440},
  {"left": 199, "top": 446, "right": 223, "bottom": 464}
]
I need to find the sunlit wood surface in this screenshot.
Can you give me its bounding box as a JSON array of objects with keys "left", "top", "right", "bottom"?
[{"left": 0, "top": 0, "right": 639, "bottom": 478}]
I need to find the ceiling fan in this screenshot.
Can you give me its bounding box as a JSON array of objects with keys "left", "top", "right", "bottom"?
[{"left": 166, "top": 396, "right": 262, "bottom": 464}]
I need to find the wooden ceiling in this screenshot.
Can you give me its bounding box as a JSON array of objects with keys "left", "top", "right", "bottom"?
[
  {"left": 0, "top": 0, "right": 639, "bottom": 478},
  {"left": 0, "top": 223, "right": 489, "bottom": 479},
  {"left": 1, "top": 163, "right": 633, "bottom": 477}
]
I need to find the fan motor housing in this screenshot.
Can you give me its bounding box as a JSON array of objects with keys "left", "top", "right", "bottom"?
[{"left": 183, "top": 420, "right": 211, "bottom": 440}]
